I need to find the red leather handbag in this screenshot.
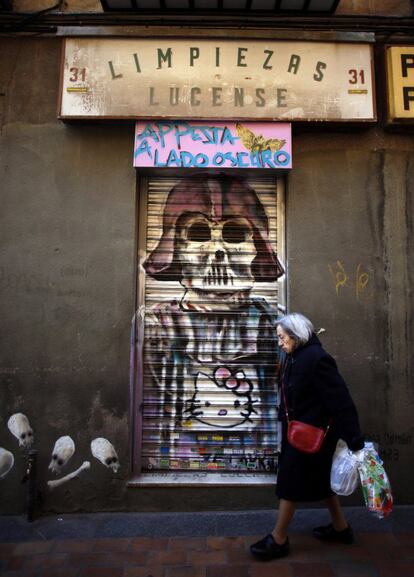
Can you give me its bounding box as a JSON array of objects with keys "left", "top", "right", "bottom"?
[
  {"left": 287, "top": 420, "right": 328, "bottom": 454},
  {"left": 282, "top": 379, "right": 331, "bottom": 454}
]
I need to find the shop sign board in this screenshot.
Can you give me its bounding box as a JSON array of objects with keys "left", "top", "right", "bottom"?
[
  {"left": 134, "top": 121, "right": 292, "bottom": 169},
  {"left": 386, "top": 46, "right": 414, "bottom": 123},
  {"left": 60, "top": 38, "right": 375, "bottom": 122}
]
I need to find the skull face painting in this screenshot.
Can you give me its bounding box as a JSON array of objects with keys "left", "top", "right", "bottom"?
[
  {"left": 140, "top": 174, "right": 284, "bottom": 473},
  {"left": 143, "top": 174, "right": 283, "bottom": 286},
  {"left": 176, "top": 214, "right": 256, "bottom": 295}
]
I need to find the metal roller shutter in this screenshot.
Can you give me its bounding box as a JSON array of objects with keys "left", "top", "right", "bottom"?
[{"left": 136, "top": 174, "right": 283, "bottom": 475}]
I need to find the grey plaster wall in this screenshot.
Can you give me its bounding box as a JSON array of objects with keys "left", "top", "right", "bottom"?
[
  {"left": 0, "top": 38, "right": 137, "bottom": 513},
  {"left": 0, "top": 36, "right": 413, "bottom": 513}
]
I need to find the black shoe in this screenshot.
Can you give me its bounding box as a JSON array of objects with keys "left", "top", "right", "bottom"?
[
  {"left": 250, "top": 534, "right": 290, "bottom": 560},
  {"left": 312, "top": 523, "right": 354, "bottom": 544}
]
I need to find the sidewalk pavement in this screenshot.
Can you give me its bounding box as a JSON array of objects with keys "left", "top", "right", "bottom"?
[{"left": 0, "top": 506, "right": 413, "bottom": 577}]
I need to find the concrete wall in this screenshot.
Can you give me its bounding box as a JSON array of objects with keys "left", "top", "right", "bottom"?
[
  {"left": 0, "top": 35, "right": 413, "bottom": 513},
  {"left": 0, "top": 37, "right": 136, "bottom": 513}
]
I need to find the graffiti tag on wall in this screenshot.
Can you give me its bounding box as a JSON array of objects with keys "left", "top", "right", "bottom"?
[
  {"left": 134, "top": 121, "right": 292, "bottom": 169},
  {"left": 328, "top": 261, "right": 373, "bottom": 301}
]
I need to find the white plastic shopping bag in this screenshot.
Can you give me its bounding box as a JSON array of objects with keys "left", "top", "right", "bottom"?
[{"left": 330, "top": 439, "right": 359, "bottom": 496}]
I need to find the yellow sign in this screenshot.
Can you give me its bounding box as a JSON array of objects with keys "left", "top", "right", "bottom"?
[
  {"left": 59, "top": 38, "right": 376, "bottom": 122},
  {"left": 386, "top": 46, "right": 414, "bottom": 122}
]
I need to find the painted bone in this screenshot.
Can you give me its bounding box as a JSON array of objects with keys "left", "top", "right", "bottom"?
[{"left": 47, "top": 461, "right": 90, "bottom": 490}]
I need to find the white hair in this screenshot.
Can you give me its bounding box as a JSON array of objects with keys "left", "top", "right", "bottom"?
[{"left": 277, "top": 313, "right": 314, "bottom": 346}]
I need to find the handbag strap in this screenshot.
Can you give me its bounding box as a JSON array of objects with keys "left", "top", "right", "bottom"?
[
  {"left": 280, "top": 362, "right": 291, "bottom": 423},
  {"left": 280, "top": 362, "right": 332, "bottom": 435},
  {"left": 281, "top": 373, "right": 289, "bottom": 423}
]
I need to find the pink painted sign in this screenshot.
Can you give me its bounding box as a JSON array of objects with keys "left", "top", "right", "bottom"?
[{"left": 134, "top": 121, "right": 292, "bottom": 169}]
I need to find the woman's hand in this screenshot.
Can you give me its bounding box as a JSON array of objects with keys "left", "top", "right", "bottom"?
[{"left": 352, "top": 449, "right": 365, "bottom": 463}]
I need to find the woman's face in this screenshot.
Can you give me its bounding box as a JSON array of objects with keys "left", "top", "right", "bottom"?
[{"left": 276, "top": 326, "right": 296, "bottom": 354}]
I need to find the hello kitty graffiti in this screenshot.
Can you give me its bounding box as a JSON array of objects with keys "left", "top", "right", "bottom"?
[
  {"left": 141, "top": 174, "right": 284, "bottom": 472},
  {"left": 184, "top": 366, "right": 259, "bottom": 429}
]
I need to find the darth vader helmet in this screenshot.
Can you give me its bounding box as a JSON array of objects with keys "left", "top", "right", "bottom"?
[{"left": 143, "top": 174, "right": 284, "bottom": 285}]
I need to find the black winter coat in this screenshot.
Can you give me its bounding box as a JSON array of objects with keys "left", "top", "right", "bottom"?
[{"left": 276, "top": 334, "right": 364, "bottom": 502}]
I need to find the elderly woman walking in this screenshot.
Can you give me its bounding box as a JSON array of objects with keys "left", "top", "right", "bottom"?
[{"left": 250, "top": 313, "right": 364, "bottom": 560}]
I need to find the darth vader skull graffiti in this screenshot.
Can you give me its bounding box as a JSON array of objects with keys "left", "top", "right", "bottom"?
[
  {"left": 143, "top": 174, "right": 283, "bottom": 290},
  {"left": 176, "top": 215, "right": 256, "bottom": 294}
]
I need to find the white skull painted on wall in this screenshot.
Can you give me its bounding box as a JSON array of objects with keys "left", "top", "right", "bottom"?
[
  {"left": 0, "top": 448, "right": 14, "bottom": 480},
  {"left": 176, "top": 214, "right": 257, "bottom": 293},
  {"left": 7, "top": 413, "right": 34, "bottom": 448},
  {"left": 48, "top": 436, "right": 75, "bottom": 475},
  {"left": 91, "top": 438, "right": 120, "bottom": 473}
]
